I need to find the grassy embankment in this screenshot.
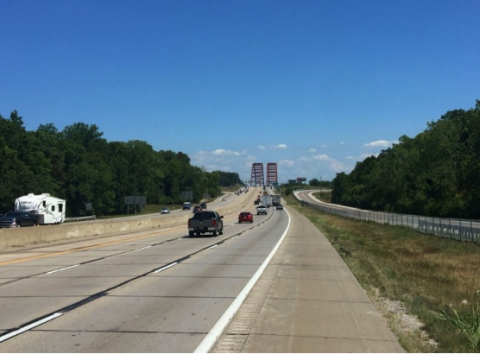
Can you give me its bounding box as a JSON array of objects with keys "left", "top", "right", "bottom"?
[
  {"left": 313, "top": 190, "right": 332, "bottom": 203},
  {"left": 284, "top": 193, "right": 480, "bottom": 353}
]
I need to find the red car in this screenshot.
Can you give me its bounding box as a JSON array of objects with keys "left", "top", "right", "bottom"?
[{"left": 238, "top": 212, "right": 253, "bottom": 223}]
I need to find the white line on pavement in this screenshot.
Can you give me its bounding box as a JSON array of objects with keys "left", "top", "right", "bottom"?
[
  {"left": 0, "top": 313, "right": 63, "bottom": 343},
  {"left": 194, "top": 209, "right": 291, "bottom": 353},
  {"left": 46, "top": 264, "right": 80, "bottom": 274},
  {"left": 133, "top": 245, "right": 152, "bottom": 251},
  {"left": 153, "top": 262, "right": 178, "bottom": 274}
]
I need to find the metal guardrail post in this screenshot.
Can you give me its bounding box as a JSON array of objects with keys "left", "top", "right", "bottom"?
[
  {"left": 449, "top": 219, "right": 452, "bottom": 240},
  {"left": 470, "top": 220, "right": 473, "bottom": 242},
  {"left": 459, "top": 219, "right": 462, "bottom": 242}
]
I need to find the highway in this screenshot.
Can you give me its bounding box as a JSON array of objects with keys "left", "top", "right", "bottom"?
[
  {"left": 0, "top": 191, "right": 290, "bottom": 352},
  {"left": 65, "top": 191, "right": 238, "bottom": 223}
]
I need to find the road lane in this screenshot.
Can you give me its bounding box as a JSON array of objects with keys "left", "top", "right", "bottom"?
[{"left": 0, "top": 204, "right": 289, "bottom": 352}]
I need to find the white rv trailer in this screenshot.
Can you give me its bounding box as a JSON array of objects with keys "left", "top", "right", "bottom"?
[{"left": 14, "top": 193, "right": 66, "bottom": 225}]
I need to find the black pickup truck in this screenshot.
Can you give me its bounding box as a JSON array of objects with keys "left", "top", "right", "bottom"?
[
  {"left": 0, "top": 211, "right": 38, "bottom": 228},
  {"left": 188, "top": 210, "right": 224, "bottom": 237}
]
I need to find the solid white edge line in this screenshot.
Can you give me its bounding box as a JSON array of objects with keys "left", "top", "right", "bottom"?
[
  {"left": 46, "top": 264, "right": 80, "bottom": 274},
  {"left": 194, "top": 209, "right": 291, "bottom": 353},
  {"left": 153, "top": 262, "right": 178, "bottom": 274},
  {"left": 0, "top": 312, "right": 63, "bottom": 343}
]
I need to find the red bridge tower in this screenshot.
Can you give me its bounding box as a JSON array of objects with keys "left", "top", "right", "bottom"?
[
  {"left": 250, "top": 163, "right": 264, "bottom": 187},
  {"left": 266, "top": 163, "right": 278, "bottom": 186}
]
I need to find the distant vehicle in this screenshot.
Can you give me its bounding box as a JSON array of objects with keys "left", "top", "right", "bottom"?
[
  {"left": 254, "top": 198, "right": 261, "bottom": 205},
  {"left": 193, "top": 205, "right": 203, "bottom": 213},
  {"left": 0, "top": 211, "right": 38, "bottom": 228},
  {"left": 256, "top": 204, "right": 268, "bottom": 215},
  {"left": 188, "top": 210, "right": 224, "bottom": 237},
  {"left": 14, "top": 193, "right": 66, "bottom": 225},
  {"left": 222, "top": 197, "right": 227, "bottom": 201},
  {"left": 238, "top": 212, "right": 253, "bottom": 223},
  {"left": 183, "top": 202, "right": 191, "bottom": 210},
  {"left": 272, "top": 195, "right": 281, "bottom": 206},
  {"left": 262, "top": 195, "right": 272, "bottom": 207},
  {"left": 200, "top": 202, "right": 207, "bottom": 209},
  {"left": 161, "top": 207, "right": 170, "bottom": 214},
  {"left": 276, "top": 204, "right": 284, "bottom": 210}
]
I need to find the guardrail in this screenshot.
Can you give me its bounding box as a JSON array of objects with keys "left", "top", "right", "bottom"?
[
  {"left": 64, "top": 216, "right": 96, "bottom": 223},
  {"left": 294, "top": 191, "right": 480, "bottom": 243}
]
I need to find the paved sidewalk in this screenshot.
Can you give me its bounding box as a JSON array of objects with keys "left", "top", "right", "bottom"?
[{"left": 212, "top": 206, "right": 404, "bottom": 353}]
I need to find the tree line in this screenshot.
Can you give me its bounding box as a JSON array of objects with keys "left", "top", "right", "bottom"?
[
  {"left": 332, "top": 100, "right": 480, "bottom": 219},
  {"left": 0, "top": 111, "right": 243, "bottom": 216}
]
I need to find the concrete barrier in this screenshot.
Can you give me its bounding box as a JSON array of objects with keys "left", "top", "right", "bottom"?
[{"left": 0, "top": 189, "right": 259, "bottom": 248}]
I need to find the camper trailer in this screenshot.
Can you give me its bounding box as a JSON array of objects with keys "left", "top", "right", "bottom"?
[{"left": 14, "top": 193, "right": 66, "bottom": 225}]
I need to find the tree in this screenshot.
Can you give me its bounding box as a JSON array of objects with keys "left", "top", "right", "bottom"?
[
  {"left": 309, "top": 178, "right": 321, "bottom": 186},
  {"left": 332, "top": 100, "right": 480, "bottom": 218},
  {"left": 0, "top": 111, "right": 247, "bottom": 215}
]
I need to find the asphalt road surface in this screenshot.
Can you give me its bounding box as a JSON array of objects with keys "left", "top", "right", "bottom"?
[{"left": 0, "top": 203, "right": 288, "bottom": 352}]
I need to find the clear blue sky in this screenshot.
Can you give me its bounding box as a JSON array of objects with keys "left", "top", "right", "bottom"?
[{"left": 1, "top": 0, "right": 479, "bottom": 182}]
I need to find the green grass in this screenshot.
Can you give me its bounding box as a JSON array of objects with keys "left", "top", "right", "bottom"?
[
  {"left": 312, "top": 191, "right": 332, "bottom": 203},
  {"left": 439, "top": 301, "right": 480, "bottom": 351},
  {"left": 285, "top": 194, "right": 480, "bottom": 352}
]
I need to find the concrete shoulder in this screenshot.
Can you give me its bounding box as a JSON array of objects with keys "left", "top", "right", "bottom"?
[{"left": 211, "top": 206, "right": 404, "bottom": 353}]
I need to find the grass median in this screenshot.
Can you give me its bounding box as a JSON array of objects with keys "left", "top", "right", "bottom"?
[{"left": 284, "top": 194, "right": 480, "bottom": 353}]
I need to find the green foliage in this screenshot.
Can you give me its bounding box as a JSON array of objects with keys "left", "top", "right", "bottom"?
[
  {"left": 309, "top": 178, "right": 333, "bottom": 188},
  {"left": 0, "top": 112, "right": 232, "bottom": 216},
  {"left": 214, "top": 171, "right": 243, "bottom": 188},
  {"left": 439, "top": 302, "right": 480, "bottom": 352},
  {"left": 332, "top": 100, "right": 480, "bottom": 218}
]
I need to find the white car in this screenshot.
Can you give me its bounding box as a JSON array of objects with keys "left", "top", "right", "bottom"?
[
  {"left": 161, "top": 207, "right": 170, "bottom": 214},
  {"left": 256, "top": 205, "right": 268, "bottom": 215}
]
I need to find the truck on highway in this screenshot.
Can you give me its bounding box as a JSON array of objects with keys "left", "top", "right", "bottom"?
[
  {"left": 271, "top": 194, "right": 281, "bottom": 206},
  {"left": 262, "top": 195, "right": 272, "bottom": 207},
  {"left": 188, "top": 210, "right": 224, "bottom": 237},
  {"left": 0, "top": 211, "right": 38, "bottom": 228}
]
